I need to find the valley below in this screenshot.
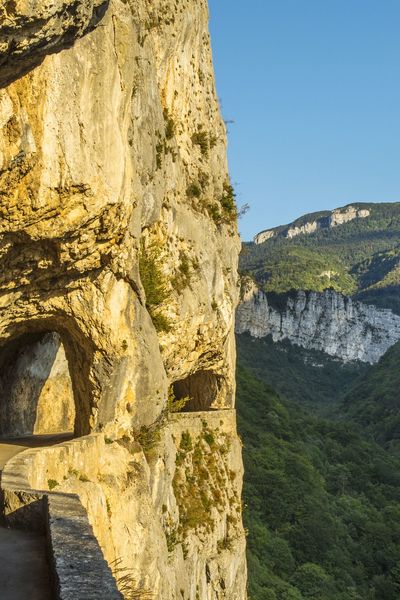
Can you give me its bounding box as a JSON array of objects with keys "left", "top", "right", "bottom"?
[
  {"left": 237, "top": 203, "right": 400, "bottom": 600},
  {"left": 0, "top": 1, "right": 398, "bottom": 597}
]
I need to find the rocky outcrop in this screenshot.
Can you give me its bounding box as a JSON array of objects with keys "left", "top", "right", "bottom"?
[
  {"left": 253, "top": 229, "right": 275, "bottom": 244},
  {"left": 254, "top": 204, "right": 371, "bottom": 244},
  {"left": 330, "top": 206, "right": 370, "bottom": 227},
  {"left": 286, "top": 220, "right": 318, "bottom": 239},
  {"left": 0, "top": 0, "right": 246, "bottom": 598},
  {"left": 236, "top": 282, "right": 400, "bottom": 363}
]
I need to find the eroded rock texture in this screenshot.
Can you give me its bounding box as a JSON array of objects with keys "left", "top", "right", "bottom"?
[{"left": 0, "top": 0, "right": 246, "bottom": 598}]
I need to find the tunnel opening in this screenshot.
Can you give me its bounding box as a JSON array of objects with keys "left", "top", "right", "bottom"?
[
  {"left": 172, "top": 370, "right": 222, "bottom": 412},
  {"left": 0, "top": 331, "right": 76, "bottom": 438}
]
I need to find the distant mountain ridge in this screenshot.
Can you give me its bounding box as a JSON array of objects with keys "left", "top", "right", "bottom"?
[
  {"left": 254, "top": 203, "right": 371, "bottom": 244},
  {"left": 241, "top": 201, "right": 400, "bottom": 314}
]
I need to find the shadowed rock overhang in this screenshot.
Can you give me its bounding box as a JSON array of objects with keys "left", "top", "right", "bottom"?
[{"left": 0, "top": 0, "right": 110, "bottom": 87}]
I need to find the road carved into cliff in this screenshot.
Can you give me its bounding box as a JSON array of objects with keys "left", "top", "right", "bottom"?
[
  {"left": 0, "top": 527, "right": 52, "bottom": 600},
  {"left": 0, "top": 433, "right": 73, "bottom": 600},
  {"left": 0, "top": 433, "right": 73, "bottom": 469}
]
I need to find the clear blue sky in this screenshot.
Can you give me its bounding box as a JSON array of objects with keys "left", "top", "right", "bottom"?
[{"left": 208, "top": 0, "right": 400, "bottom": 241}]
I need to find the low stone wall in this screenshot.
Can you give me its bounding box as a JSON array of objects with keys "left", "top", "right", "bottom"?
[
  {"left": 1, "top": 435, "right": 122, "bottom": 600},
  {"left": 167, "top": 408, "right": 239, "bottom": 435}
]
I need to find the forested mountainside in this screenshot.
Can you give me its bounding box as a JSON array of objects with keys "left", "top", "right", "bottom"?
[
  {"left": 343, "top": 340, "right": 400, "bottom": 455},
  {"left": 237, "top": 361, "right": 400, "bottom": 600},
  {"left": 237, "top": 202, "right": 400, "bottom": 599},
  {"left": 237, "top": 333, "right": 367, "bottom": 414},
  {"left": 241, "top": 202, "right": 400, "bottom": 314}
]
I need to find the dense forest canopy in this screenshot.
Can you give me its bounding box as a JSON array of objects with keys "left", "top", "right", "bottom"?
[{"left": 237, "top": 337, "right": 400, "bottom": 600}]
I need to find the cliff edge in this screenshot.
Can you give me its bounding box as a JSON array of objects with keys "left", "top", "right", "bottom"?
[
  {"left": 236, "top": 281, "right": 400, "bottom": 364},
  {"left": 0, "top": 1, "right": 246, "bottom": 598}
]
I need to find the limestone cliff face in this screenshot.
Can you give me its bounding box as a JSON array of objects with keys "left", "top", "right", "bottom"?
[
  {"left": 236, "top": 281, "right": 400, "bottom": 364},
  {"left": 0, "top": 1, "right": 246, "bottom": 598}
]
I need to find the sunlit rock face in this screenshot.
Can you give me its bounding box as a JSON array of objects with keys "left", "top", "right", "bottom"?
[
  {"left": 329, "top": 206, "right": 370, "bottom": 227},
  {"left": 236, "top": 284, "right": 400, "bottom": 364},
  {"left": 0, "top": 0, "right": 246, "bottom": 597}
]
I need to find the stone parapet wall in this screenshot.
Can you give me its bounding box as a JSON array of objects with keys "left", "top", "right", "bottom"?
[
  {"left": 1, "top": 436, "right": 122, "bottom": 600},
  {"left": 3, "top": 433, "right": 106, "bottom": 492},
  {"left": 2, "top": 413, "right": 247, "bottom": 599}
]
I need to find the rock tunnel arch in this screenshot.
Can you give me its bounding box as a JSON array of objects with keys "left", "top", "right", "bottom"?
[
  {"left": 172, "top": 370, "right": 225, "bottom": 412},
  {"left": 0, "top": 321, "right": 95, "bottom": 438}
]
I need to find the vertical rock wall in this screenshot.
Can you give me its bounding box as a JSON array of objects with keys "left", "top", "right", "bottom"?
[
  {"left": 236, "top": 282, "right": 400, "bottom": 364},
  {"left": 0, "top": 1, "right": 246, "bottom": 598}
]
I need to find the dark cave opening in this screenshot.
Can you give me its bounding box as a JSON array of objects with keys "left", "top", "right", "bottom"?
[{"left": 172, "top": 370, "right": 222, "bottom": 412}]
